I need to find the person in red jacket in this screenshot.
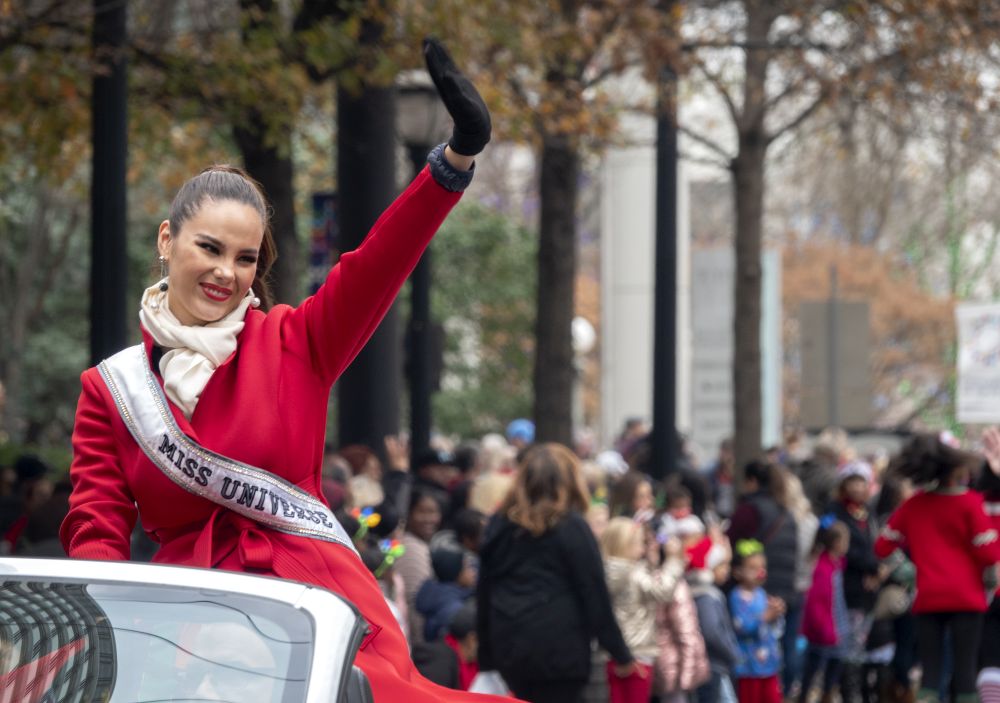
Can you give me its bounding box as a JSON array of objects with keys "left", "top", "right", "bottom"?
[
  {"left": 59, "top": 39, "right": 507, "bottom": 703},
  {"left": 874, "top": 433, "right": 1000, "bottom": 703},
  {"left": 976, "top": 428, "right": 1000, "bottom": 703}
]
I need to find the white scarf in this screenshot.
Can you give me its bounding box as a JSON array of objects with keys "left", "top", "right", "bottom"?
[{"left": 138, "top": 279, "right": 253, "bottom": 419}]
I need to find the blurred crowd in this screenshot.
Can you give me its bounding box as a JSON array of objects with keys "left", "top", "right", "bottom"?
[{"left": 4, "top": 420, "right": 999, "bottom": 703}]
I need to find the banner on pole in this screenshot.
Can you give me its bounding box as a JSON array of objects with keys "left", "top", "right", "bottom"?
[{"left": 956, "top": 302, "right": 1000, "bottom": 424}]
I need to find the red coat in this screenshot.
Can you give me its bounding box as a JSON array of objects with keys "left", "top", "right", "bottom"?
[
  {"left": 61, "top": 167, "right": 509, "bottom": 703},
  {"left": 874, "top": 489, "right": 1000, "bottom": 613}
]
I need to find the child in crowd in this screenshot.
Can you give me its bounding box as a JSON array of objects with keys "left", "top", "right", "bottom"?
[
  {"left": 799, "top": 516, "right": 851, "bottom": 703},
  {"left": 829, "top": 460, "right": 881, "bottom": 703},
  {"left": 730, "top": 539, "right": 785, "bottom": 703},
  {"left": 416, "top": 541, "right": 476, "bottom": 642},
  {"left": 686, "top": 537, "right": 740, "bottom": 703},
  {"left": 609, "top": 471, "right": 655, "bottom": 522},
  {"left": 652, "top": 545, "right": 710, "bottom": 702},
  {"left": 445, "top": 602, "right": 480, "bottom": 691},
  {"left": 658, "top": 485, "right": 697, "bottom": 540},
  {"left": 601, "top": 517, "right": 686, "bottom": 703},
  {"left": 412, "top": 602, "right": 480, "bottom": 691},
  {"left": 875, "top": 433, "right": 1000, "bottom": 703}
]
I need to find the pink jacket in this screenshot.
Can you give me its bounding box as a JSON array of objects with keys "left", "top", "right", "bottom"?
[
  {"left": 801, "top": 552, "right": 843, "bottom": 646},
  {"left": 653, "top": 579, "right": 710, "bottom": 694}
]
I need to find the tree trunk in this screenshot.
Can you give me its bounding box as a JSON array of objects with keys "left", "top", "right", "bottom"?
[
  {"left": 732, "top": 144, "right": 766, "bottom": 474},
  {"left": 732, "top": 0, "right": 772, "bottom": 474},
  {"left": 235, "top": 0, "right": 300, "bottom": 305},
  {"left": 533, "top": 135, "right": 579, "bottom": 446},
  {"left": 233, "top": 114, "right": 301, "bottom": 305}
]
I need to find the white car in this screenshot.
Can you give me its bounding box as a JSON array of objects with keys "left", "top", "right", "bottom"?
[{"left": 0, "top": 557, "right": 374, "bottom": 703}]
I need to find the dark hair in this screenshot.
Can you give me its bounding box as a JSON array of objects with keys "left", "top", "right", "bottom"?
[
  {"left": 408, "top": 487, "right": 442, "bottom": 516},
  {"left": 453, "top": 444, "right": 479, "bottom": 475},
  {"left": 976, "top": 462, "right": 1000, "bottom": 496},
  {"left": 14, "top": 454, "right": 48, "bottom": 483},
  {"left": 664, "top": 483, "right": 692, "bottom": 508},
  {"left": 359, "top": 540, "right": 385, "bottom": 575},
  {"left": 430, "top": 542, "right": 466, "bottom": 582},
  {"left": 874, "top": 473, "right": 907, "bottom": 518},
  {"left": 743, "top": 460, "right": 788, "bottom": 506},
  {"left": 812, "top": 518, "right": 849, "bottom": 557},
  {"left": 448, "top": 601, "right": 477, "bottom": 639},
  {"left": 166, "top": 165, "right": 277, "bottom": 309},
  {"left": 890, "top": 433, "right": 979, "bottom": 486},
  {"left": 335, "top": 508, "right": 359, "bottom": 540},
  {"left": 370, "top": 500, "right": 400, "bottom": 538},
  {"left": 452, "top": 508, "right": 486, "bottom": 547},
  {"left": 608, "top": 470, "right": 651, "bottom": 518}
]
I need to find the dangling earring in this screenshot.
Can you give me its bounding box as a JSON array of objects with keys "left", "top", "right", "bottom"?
[
  {"left": 249, "top": 288, "right": 261, "bottom": 308},
  {"left": 158, "top": 255, "right": 169, "bottom": 291}
]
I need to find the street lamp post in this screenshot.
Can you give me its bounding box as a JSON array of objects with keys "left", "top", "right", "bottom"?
[
  {"left": 396, "top": 74, "right": 452, "bottom": 457},
  {"left": 652, "top": 64, "right": 678, "bottom": 483},
  {"left": 90, "top": 0, "right": 127, "bottom": 366}
]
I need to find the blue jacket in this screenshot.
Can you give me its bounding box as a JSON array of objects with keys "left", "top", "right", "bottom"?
[
  {"left": 415, "top": 579, "right": 473, "bottom": 642},
  {"left": 729, "top": 586, "right": 782, "bottom": 677}
]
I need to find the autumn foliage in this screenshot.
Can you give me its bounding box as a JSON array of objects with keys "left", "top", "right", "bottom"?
[{"left": 783, "top": 240, "right": 955, "bottom": 428}]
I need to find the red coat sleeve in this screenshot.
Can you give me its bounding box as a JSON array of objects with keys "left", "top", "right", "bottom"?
[
  {"left": 59, "top": 371, "right": 137, "bottom": 560},
  {"left": 282, "top": 167, "right": 462, "bottom": 384},
  {"left": 874, "top": 502, "right": 907, "bottom": 559},
  {"left": 967, "top": 493, "right": 1000, "bottom": 565}
]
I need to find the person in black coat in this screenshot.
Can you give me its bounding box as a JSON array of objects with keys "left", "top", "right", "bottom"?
[
  {"left": 477, "top": 443, "right": 637, "bottom": 703},
  {"left": 827, "top": 460, "right": 881, "bottom": 703}
]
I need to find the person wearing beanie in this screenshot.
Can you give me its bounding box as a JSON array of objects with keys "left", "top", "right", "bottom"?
[
  {"left": 686, "top": 537, "right": 739, "bottom": 703},
  {"left": 415, "top": 541, "right": 476, "bottom": 643},
  {"left": 505, "top": 418, "right": 535, "bottom": 451},
  {"left": 412, "top": 447, "right": 460, "bottom": 514},
  {"left": 828, "top": 460, "right": 882, "bottom": 703}
]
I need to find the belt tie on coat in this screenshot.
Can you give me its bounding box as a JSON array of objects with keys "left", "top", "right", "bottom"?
[{"left": 192, "top": 508, "right": 274, "bottom": 570}]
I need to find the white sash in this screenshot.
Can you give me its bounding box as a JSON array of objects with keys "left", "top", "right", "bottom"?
[{"left": 98, "top": 344, "right": 357, "bottom": 554}]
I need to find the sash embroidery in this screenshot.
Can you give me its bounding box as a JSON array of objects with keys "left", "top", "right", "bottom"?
[{"left": 98, "top": 344, "right": 357, "bottom": 555}]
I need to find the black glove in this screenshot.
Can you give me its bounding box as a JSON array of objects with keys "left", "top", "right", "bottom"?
[{"left": 423, "top": 37, "right": 491, "bottom": 157}]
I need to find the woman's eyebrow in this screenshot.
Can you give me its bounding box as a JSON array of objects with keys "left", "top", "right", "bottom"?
[{"left": 195, "top": 233, "right": 258, "bottom": 255}]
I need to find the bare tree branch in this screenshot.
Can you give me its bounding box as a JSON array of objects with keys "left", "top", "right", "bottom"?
[
  {"left": 679, "top": 124, "right": 732, "bottom": 161},
  {"left": 766, "top": 88, "right": 829, "bottom": 145},
  {"left": 679, "top": 150, "right": 731, "bottom": 171},
  {"left": 691, "top": 54, "right": 740, "bottom": 124}
]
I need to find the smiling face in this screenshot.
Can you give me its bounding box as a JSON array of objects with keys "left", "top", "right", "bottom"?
[
  {"left": 408, "top": 495, "right": 442, "bottom": 543},
  {"left": 157, "top": 198, "right": 264, "bottom": 326}
]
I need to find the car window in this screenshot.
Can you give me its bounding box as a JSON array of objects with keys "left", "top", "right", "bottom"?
[{"left": 0, "top": 579, "right": 313, "bottom": 703}]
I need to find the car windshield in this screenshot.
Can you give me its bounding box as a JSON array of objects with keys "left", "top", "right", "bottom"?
[{"left": 0, "top": 579, "right": 313, "bottom": 703}]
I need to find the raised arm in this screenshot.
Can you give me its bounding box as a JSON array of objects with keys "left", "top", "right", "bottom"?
[
  {"left": 282, "top": 39, "right": 490, "bottom": 384},
  {"left": 60, "top": 372, "right": 137, "bottom": 560}
]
